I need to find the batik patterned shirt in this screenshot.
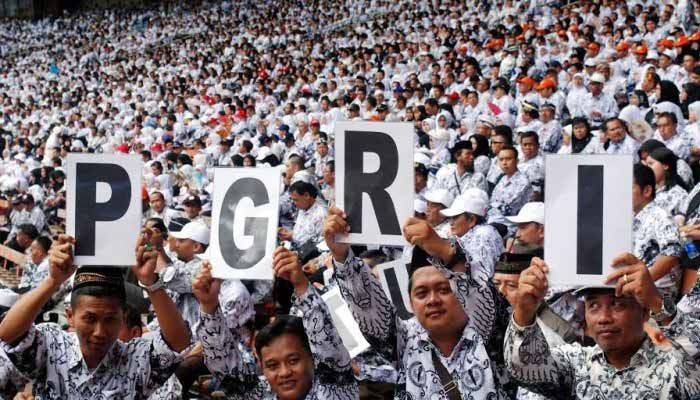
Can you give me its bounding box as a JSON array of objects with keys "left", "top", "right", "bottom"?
[
  {"left": 458, "top": 223, "right": 504, "bottom": 283},
  {"left": 292, "top": 201, "right": 328, "bottom": 249},
  {"left": 505, "top": 312, "right": 700, "bottom": 399},
  {"left": 654, "top": 185, "right": 688, "bottom": 217},
  {"left": 332, "top": 249, "right": 513, "bottom": 399},
  {"left": 434, "top": 164, "right": 489, "bottom": 198},
  {"left": 489, "top": 171, "right": 533, "bottom": 222},
  {"left": 632, "top": 203, "right": 683, "bottom": 291},
  {"left": 2, "top": 323, "right": 191, "bottom": 400},
  {"left": 518, "top": 154, "right": 545, "bottom": 194},
  {"left": 197, "top": 284, "right": 358, "bottom": 400}
]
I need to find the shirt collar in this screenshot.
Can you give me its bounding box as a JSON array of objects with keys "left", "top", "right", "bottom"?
[
  {"left": 591, "top": 336, "right": 653, "bottom": 369},
  {"left": 67, "top": 334, "right": 120, "bottom": 373}
]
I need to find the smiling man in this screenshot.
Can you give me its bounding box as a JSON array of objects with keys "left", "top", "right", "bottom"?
[
  {"left": 0, "top": 235, "right": 192, "bottom": 399},
  {"left": 194, "top": 247, "right": 357, "bottom": 399},
  {"left": 505, "top": 253, "right": 700, "bottom": 398}
]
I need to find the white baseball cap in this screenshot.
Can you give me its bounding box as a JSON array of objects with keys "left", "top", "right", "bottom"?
[
  {"left": 414, "top": 199, "right": 427, "bottom": 214},
  {"left": 424, "top": 188, "right": 454, "bottom": 208},
  {"left": 506, "top": 202, "right": 545, "bottom": 225},
  {"left": 440, "top": 193, "right": 487, "bottom": 217},
  {"left": 170, "top": 222, "right": 210, "bottom": 245},
  {"left": 589, "top": 72, "right": 606, "bottom": 84}
]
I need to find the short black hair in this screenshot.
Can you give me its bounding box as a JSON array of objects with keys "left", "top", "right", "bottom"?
[
  {"left": 633, "top": 163, "right": 656, "bottom": 199},
  {"left": 520, "top": 131, "right": 539, "bottom": 144},
  {"left": 255, "top": 315, "right": 311, "bottom": 357},
  {"left": 499, "top": 145, "right": 518, "bottom": 159},
  {"left": 17, "top": 224, "right": 39, "bottom": 240},
  {"left": 146, "top": 217, "right": 168, "bottom": 239},
  {"left": 123, "top": 305, "right": 143, "bottom": 329},
  {"left": 34, "top": 236, "right": 52, "bottom": 253},
  {"left": 656, "top": 111, "right": 677, "bottom": 124},
  {"left": 603, "top": 117, "right": 628, "bottom": 133},
  {"left": 71, "top": 283, "right": 127, "bottom": 310},
  {"left": 288, "top": 154, "right": 305, "bottom": 169},
  {"left": 290, "top": 181, "right": 318, "bottom": 198}
]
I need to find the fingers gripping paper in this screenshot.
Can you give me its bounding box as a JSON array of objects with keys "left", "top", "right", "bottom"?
[
  {"left": 210, "top": 167, "right": 281, "bottom": 280},
  {"left": 544, "top": 155, "right": 633, "bottom": 287},
  {"left": 322, "top": 286, "right": 371, "bottom": 358},
  {"left": 66, "top": 154, "right": 143, "bottom": 266},
  {"left": 335, "top": 121, "right": 414, "bottom": 245}
]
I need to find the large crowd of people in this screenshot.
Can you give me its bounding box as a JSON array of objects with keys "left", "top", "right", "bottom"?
[{"left": 0, "top": 0, "right": 700, "bottom": 398}]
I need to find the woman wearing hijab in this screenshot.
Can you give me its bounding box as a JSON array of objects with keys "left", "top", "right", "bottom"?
[
  {"left": 646, "top": 147, "right": 689, "bottom": 216},
  {"left": 653, "top": 80, "right": 685, "bottom": 130},
  {"left": 569, "top": 117, "right": 600, "bottom": 154}
]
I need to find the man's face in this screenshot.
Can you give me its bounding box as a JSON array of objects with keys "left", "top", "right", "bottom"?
[
  {"left": 317, "top": 143, "right": 328, "bottom": 157},
  {"left": 290, "top": 191, "right": 314, "bottom": 210},
  {"left": 584, "top": 293, "right": 646, "bottom": 353},
  {"left": 515, "top": 222, "right": 544, "bottom": 246},
  {"left": 491, "top": 136, "right": 506, "bottom": 155},
  {"left": 521, "top": 137, "right": 539, "bottom": 159},
  {"left": 184, "top": 204, "right": 201, "bottom": 219},
  {"left": 175, "top": 238, "right": 200, "bottom": 261},
  {"left": 426, "top": 202, "right": 446, "bottom": 226},
  {"left": 499, "top": 149, "right": 518, "bottom": 175},
  {"left": 145, "top": 220, "right": 165, "bottom": 248},
  {"left": 410, "top": 266, "right": 468, "bottom": 339},
  {"left": 260, "top": 334, "right": 314, "bottom": 400},
  {"left": 456, "top": 148, "right": 474, "bottom": 169},
  {"left": 285, "top": 161, "right": 299, "bottom": 184},
  {"left": 656, "top": 116, "right": 677, "bottom": 140},
  {"left": 589, "top": 82, "right": 603, "bottom": 96},
  {"left": 149, "top": 193, "right": 165, "bottom": 213},
  {"left": 29, "top": 240, "right": 47, "bottom": 265},
  {"left": 322, "top": 165, "right": 334, "bottom": 185},
  {"left": 605, "top": 119, "right": 626, "bottom": 143},
  {"left": 632, "top": 183, "right": 652, "bottom": 213},
  {"left": 683, "top": 55, "right": 696, "bottom": 72},
  {"left": 449, "top": 214, "right": 473, "bottom": 237},
  {"left": 492, "top": 273, "right": 520, "bottom": 304},
  {"left": 151, "top": 165, "right": 161, "bottom": 176},
  {"left": 69, "top": 295, "right": 124, "bottom": 367}
]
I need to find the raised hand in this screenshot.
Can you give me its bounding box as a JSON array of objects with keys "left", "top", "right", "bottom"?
[
  {"left": 402, "top": 217, "right": 451, "bottom": 261},
  {"left": 192, "top": 261, "right": 221, "bottom": 315},
  {"left": 606, "top": 253, "right": 662, "bottom": 312},
  {"left": 48, "top": 234, "right": 76, "bottom": 288},
  {"left": 512, "top": 257, "right": 549, "bottom": 326},
  {"left": 323, "top": 206, "right": 351, "bottom": 262},
  {"left": 133, "top": 228, "right": 159, "bottom": 286},
  {"left": 272, "top": 246, "right": 309, "bottom": 296}
]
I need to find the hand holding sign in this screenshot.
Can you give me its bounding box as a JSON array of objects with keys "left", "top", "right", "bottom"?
[
  {"left": 606, "top": 253, "right": 661, "bottom": 308},
  {"left": 192, "top": 262, "right": 222, "bottom": 315},
  {"left": 323, "top": 206, "right": 351, "bottom": 262},
  {"left": 48, "top": 234, "right": 76, "bottom": 288},
  {"left": 272, "top": 247, "right": 309, "bottom": 297},
  {"left": 512, "top": 257, "right": 549, "bottom": 327},
  {"left": 402, "top": 218, "right": 452, "bottom": 262},
  {"left": 134, "top": 229, "right": 159, "bottom": 286}
]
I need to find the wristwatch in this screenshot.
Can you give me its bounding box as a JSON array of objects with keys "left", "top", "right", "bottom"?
[
  {"left": 138, "top": 275, "right": 164, "bottom": 293},
  {"left": 650, "top": 295, "right": 677, "bottom": 323}
]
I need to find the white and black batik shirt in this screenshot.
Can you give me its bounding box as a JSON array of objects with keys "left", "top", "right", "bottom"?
[
  {"left": 2, "top": 322, "right": 192, "bottom": 399},
  {"left": 488, "top": 171, "right": 533, "bottom": 223},
  {"left": 332, "top": 248, "right": 514, "bottom": 399},
  {"left": 654, "top": 185, "right": 688, "bottom": 217},
  {"left": 197, "top": 284, "right": 358, "bottom": 400},
  {"left": 505, "top": 311, "right": 700, "bottom": 399},
  {"left": 434, "top": 163, "right": 489, "bottom": 198}
]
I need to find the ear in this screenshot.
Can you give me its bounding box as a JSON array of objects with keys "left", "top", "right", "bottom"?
[{"left": 66, "top": 306, "right": 74, "bottom": 328}]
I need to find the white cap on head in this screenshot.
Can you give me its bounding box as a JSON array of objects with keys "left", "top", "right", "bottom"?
[
  {"left": 589, "top": 72, "right": 606, "bottom": 84},
  {"left": 414, "top": 199, "right": 427, "bottom": 214},
  {"left": 424, "top": 188, "right": 454, "bottom": 208},
  {"left": 506, "top": 202, "right": 545, "bottom": 224},
  {"left": 440, "top": 193, "right": 487, "bottom": 217},
  {"left": 170, "top": 222, "right": 210, "bottom": 245}
]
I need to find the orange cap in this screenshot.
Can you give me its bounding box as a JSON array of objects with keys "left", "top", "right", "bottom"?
[
  {"left": 634, "top": 45, "right": 648, "bottom": 55},
  {"left": 557, "top": 29, "right": 567, "bottom": 37},
  {"left": 691, "top": 31, "right": 700, "bottom": 42},
  {"left": 658, "top": 38, "right": 675, "bottom": 48},
  {"left": 516, "top": 34, "right": 525, "bottom": 41},
  {"left": 517, "top": 76, "right": 536, "bottom": 87},
  {"left": 615, "top": 41, "right": 630, "bottom": 51},
  {"left": 569, "top": 25, "right": 578, "bottom": 33},
  {"left": 536, "top": 78, "right": 557, "bottom": 91},
  {"left": 587, "top": 42, "right": 600, "bottom": 51},
  {"left": 675, "top": 36, "right": 690, "bottom": 47}
]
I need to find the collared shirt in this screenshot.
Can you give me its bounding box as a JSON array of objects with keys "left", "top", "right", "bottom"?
[
  {"left": 18, "top": 257, "right": 49, "bottom": 290},
  {"left": 653, "top": 131, "right": 692, "bottom": 161},
  {"left": 489, "top": 171, "right": 533, "bottom": 222},
  {"left": 579, "top": 92, "right": 619, "bottom": 126},
  {"left": 160, "top": 257, "right": 254, "bottom": 334},
  {"left": 2, "top": 323, "right": 191, "bottom": 400},
  {"left": 458, "top": 223, "right": 504, "bottom": 283},
  {"left": 0, "top": 350, "right": 27, "bottom": 399},
  {"left": 681, "top": 182, "right": 700, "bottom": 223},
  {"left": 10, "top": 206, "right": 45, "bottom": 234},
  {"left": 332, "top": 249, "right": 514, "bottom": 399},
  {"left": 633, "top": 202, "right": 682, "bottom": 291},
  {"left": 279, "top": 188, "right": 297, "bottom": 231},
  {"left": 505, "top": 312, "right": 700, "bottom": 399},
  {"left": 654, "top": 185, "right": 688, "bottom": 217},
  {"left": 537, "top": 121, "right": 562, "bottom": 154},
  {"left": 143, "top": 207, "right": 181, "bottom": 227},
  {"left": 434, "top": 163, "right": 489, "bottom": 198},
  {"left": 197, "top": 285, "right": 358, "bottom": 400},
  {"left": 519, "top": 154, "right": 545, "bottom": 193},
  {"left": 487, "top": 157, "right": 504, "bottom": 184},
  {"left": 292, "top": 201, "right": 328, "bottom": 249},
  {"left": 601, "top": 135, "right": 640, "bottom": 162}
]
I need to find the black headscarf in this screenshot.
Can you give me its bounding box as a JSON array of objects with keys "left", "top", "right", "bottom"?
[
  {"left": 571, "top": 117, "right": 592, "bottom": 154},
  {"left": 657, "top": 80, "right": 681, "bottom": 106}
]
